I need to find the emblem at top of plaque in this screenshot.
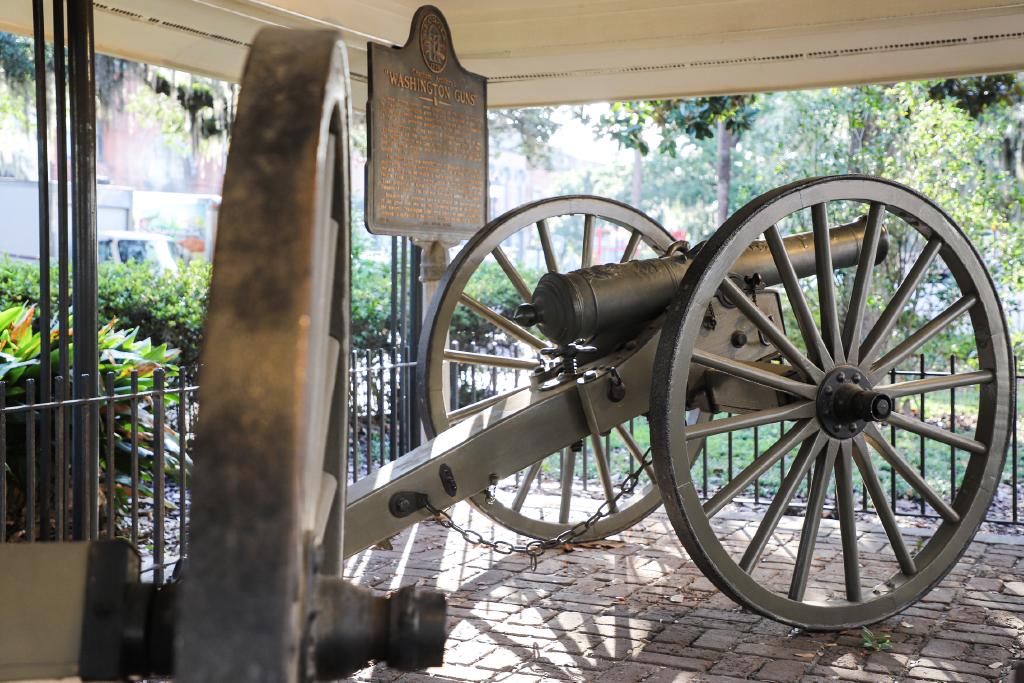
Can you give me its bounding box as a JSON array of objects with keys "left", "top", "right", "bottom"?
[
  {"left": 419, "top": 13, "right": 448, "bottom": 73},
  {"left": 365, "top": 5, "right": 488, "bottom": 241}
]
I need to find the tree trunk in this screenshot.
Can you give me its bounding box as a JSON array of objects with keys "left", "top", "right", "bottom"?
[
  {"left": 716, "top": 120, "right": 733, "bottom": 226},
  {"left": 631, "top": 146, "right": 643, "bottom": 207}
]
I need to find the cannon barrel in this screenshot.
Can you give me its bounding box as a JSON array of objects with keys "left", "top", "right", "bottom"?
[{"left": 516, "top": 217, "right": 886, "bottom": 347}]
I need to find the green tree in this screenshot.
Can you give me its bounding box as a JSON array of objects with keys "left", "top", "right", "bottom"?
[
  {"left": 927, "top": 75, "right": 1024, "bottom": 181},
  {"left": 589, "top": 96, "right": 758, "bottom": 222},
  {"left": 489, "top": 107, "right": 560, "bottom": 168}
]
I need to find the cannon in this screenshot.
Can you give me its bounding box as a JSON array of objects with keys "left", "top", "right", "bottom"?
[{"left": 149, "top": 27, "right": 1017, "bottom": 682}]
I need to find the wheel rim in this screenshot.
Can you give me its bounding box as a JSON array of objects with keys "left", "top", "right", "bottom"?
[
  {"left": 179, "top": 29, "right": 350, "bottom": 681},
  {"left": 651, "top": 175, "right": 1011, "bottom": 630},
  {"left": 418, "top": 196, "right": 679, "bottom": 540}
]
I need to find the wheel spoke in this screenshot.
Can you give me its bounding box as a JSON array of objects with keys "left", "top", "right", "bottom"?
[
  {"left": 870, "top": 294, "right": 977, "bottom": 381},
  {"left": 740, "top": 431, "right": 828, "bottom": 573},
  {"left": 835, "top": 441, "right": 862, "bottom": 602},
  {"left": 444, "top": 348, "right": 538, "bottom": 370},
  {"left": 449, "top": 385, "right": 523, "bottom": 423},
  {"left": 859, "top": 236, "right": 942, "bottom": 365},
  {"left": 878, "top": 370, "right": 994, "bottom": 398},
  {"left": 851, "top": 436, "right": 916, "bottom": 575},
  {"left": 863, "top": 424, "right": 960, "bottom": 523},
  {"left": 704, "top": 419, "right": 818, "bottom": 518},
  {"left": 719, "top": 278, "right": 824, "bottom": 382},
  {"left": 616, "top": 425, "right": 654, "bottom": 480},
  {"left": 842, "top": 203, "right": 885, "bottom": 365},
  {"left": 693, "top": 349, "right": 818, "bottom": 399},
  {"left": 686, "top": 401, "right": 816, "bottom": 442},
  {"left": 764, "top": 225, "right": 833, "bottom": 369},
  {"left": 582, "top": 214, "right": 595, "bottom": 269},
  {"left": 559, "top": 448, "right": 575, "bottom": 524},
  {"left": 886, "top": 411, "right": 986, "bottom": 455},
  {"left": 789, "top": 440, "right": 837, "bottom": 601},
  {"left": 620, "top": 230, "right": 642, "bottom": 262},
  {"left": 590, "top": 434, "right": 618, "bottom": 513},
  {"left": 537, "top": 219, "right": 559, "bottom": 274},
  {"left": 492, "top": 246, "right": 533, "bottom": 302},
  {"left": 812, "top": 203, "right": 845, "bottom": 363},
  {"left": 512, "top": 461, "right": 542, "bottom": 512},
  {"left": 459, "top": 293, "right": 547, "bottom": 350}
]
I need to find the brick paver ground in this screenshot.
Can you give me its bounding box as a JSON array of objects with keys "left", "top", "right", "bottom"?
[{"left": 344, "top": 504, "right": 1024, "bottom": 682}]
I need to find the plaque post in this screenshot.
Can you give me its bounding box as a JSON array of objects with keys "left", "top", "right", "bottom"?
[{"left": 414, "top": 238, "right": 455, "bottom": 434}]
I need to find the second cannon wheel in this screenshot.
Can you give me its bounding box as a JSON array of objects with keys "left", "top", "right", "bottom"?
[{"left": 419, "top": 196, "right": 678, "bottom": 541}]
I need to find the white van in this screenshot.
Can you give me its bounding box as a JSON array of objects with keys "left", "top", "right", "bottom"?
[{"left": 98, "top": 231, "right": 184, "bottom": 274}]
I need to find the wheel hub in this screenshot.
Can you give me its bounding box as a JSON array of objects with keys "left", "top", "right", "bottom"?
[{"left": 816, "top": 365, "right": 892, "bottom": 439}]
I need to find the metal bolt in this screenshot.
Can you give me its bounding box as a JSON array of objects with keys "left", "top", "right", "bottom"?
[
  {"left": 824, "top": 385, "right": 833, "bottom": 394},
  {"left": 848, "top": 424, "right": 857, "bottom": 431},
  {"left": 580, "top": 369, "right": 599, "bottom": 383},
  {"left": 852, "top": 373, "right": 861, "bottom": 383},
  {"left": 836, "top": 372, "right": 846, "bottom": 383}
]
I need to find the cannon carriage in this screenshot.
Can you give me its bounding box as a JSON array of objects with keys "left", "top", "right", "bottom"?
[{"left": 176, "top": 26, "right": 1013, "bottom": 679}]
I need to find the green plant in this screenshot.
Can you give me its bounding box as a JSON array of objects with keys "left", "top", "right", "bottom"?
[
  {"left": 1, "top": 304, "right": 184, "bottom": 539},
  {"left": 861, "top": 627, "right": 892, "bottom": 652}
]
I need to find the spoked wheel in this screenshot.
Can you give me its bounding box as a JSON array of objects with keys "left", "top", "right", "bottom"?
[
  {"left": 651, "top": 175, "right": 1012, "bottom": 630},
  {"left": 179, "top": 29, "right": 352, "bottom": 680},
  {"left": 419, "top": 196, "right": 679, "bottom": 541}
]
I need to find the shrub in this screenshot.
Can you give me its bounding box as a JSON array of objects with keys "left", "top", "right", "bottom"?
[
  {"left": 97, "top": 260, "right": 209, "bottom": 370},
  {"left": 0, "top": 257, "right": 209, "bottom": 371},
  {"left": 0, "top": 247, "right": 531, "bottom": 365},
  {"left": 351, "top": 253, "right": 395, "bottom": 349},
  {"left": 1, "top": 304, "right": 184, "bottom": 539}
]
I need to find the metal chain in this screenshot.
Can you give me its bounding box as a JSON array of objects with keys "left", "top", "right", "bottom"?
[{"left": 422, "top": 446, "right": 654, "bottom": 570}]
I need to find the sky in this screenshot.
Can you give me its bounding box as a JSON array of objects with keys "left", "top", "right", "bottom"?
[{"left": 546, "top": 104, "right": 627, "bottom": 166}]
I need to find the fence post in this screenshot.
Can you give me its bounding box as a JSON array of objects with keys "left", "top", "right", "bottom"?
[
  {"left": 1014, "top": 355, "right": 1019, "bottom": 524},
  {"left": 32, "top": 0, "right": 53, "bottom": 541},
  {"left": 105, "top": 372, "right": 116, "bottom": 539},
  {"left": 389, "top": 346, "right": 398, "bottom": 461},
  {"left": 154, "top": 369, "right": 166, "bottom": 583},
  {"left": 377, "top": 348, "right": 386, "bottom": 467},
  {"left": 919, "top": 354, "right": 926, "bottom": 515},
  {"left": 130, "top": 370, "right": 140, "bottom": 546},
  {"left": 350, "top": 350, "right": 358, "bottom": 482},
  {"left": 54, "top": 376, "right": 65, "bottom": 541},
  {"left": 0, "top": 382, "right": 6, "bottom": 543},
  {"left": 179, "top": 375, "right": 189, "bottom": 557},
  {"left": 25, "top": 379, "right": 35, "bottom": 542},
  {"left": 949, "top": 354, "right": 956, "bottom": 501},
  {"left": 69, "top": 0, "right": 100, "bottom": 542}
]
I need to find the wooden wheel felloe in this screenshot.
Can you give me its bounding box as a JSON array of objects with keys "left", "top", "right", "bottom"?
[
  {"left": 179, "top": 29, "right": 352, "bottom": 681},
  {"left": 418, "top": 196, "right": 678, "bottom": 541},
  {"left": 651, "top": 175, "right": 1012, "bottom": 630}
]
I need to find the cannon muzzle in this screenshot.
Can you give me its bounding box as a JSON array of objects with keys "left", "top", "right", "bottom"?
[{"left": 516, "top": 217, "right": 886, "bottom": 348}]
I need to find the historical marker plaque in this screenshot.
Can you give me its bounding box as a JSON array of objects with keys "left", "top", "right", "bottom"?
[{"left": 366, "top": 5, "right": 487, "bottom": 241}]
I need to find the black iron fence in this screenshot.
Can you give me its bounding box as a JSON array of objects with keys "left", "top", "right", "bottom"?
[
  {"left": 2, "top": 351, "right": 1022, "bottom": 586},
  {"left": 349, "top": 348, "right": 418, "bottom": 480},
  {"left": 0, "top": 347, "right": 421, "bottom": 581},
  {"left": 0, "top": 369, "right": 197, "bottom": 583}
]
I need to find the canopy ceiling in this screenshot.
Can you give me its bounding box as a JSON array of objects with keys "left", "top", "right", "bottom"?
[{"left": 2, "top": 0, "right": 1024, "bottom": 108}]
